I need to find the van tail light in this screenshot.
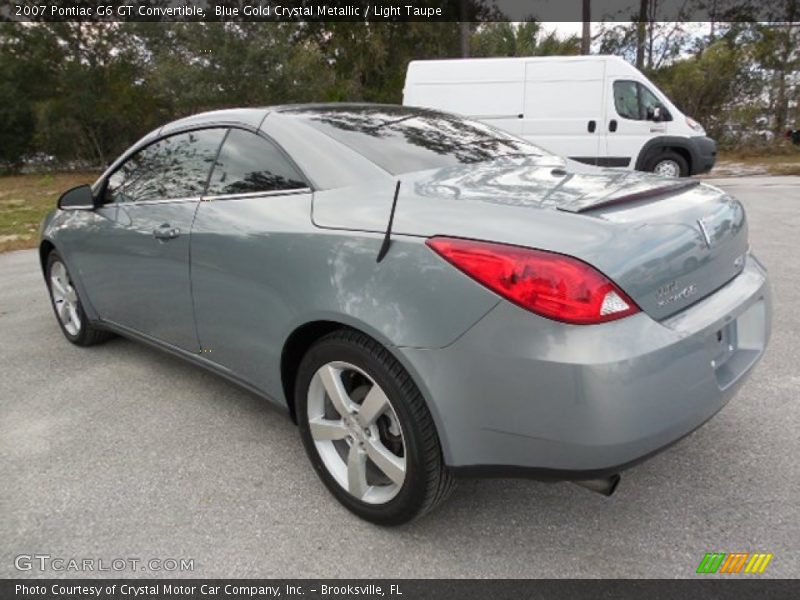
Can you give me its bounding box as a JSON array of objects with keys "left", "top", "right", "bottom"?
[{"left": 426, "top": 237, "right": 640, "bottom": 325}]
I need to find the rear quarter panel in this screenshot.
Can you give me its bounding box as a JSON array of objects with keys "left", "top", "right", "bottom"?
[{"left": 189, "top": 192, "right": 500, "bottom": 405}]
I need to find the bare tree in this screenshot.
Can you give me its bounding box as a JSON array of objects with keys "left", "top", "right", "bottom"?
[
  {"left": 459, "top": 0, "right": 470, "bottom": 57},
  {"left": 709, "top": 0, "right": 718, "bottom": 40},
  {"left": 581, "top": 0, "right": 591, "bottom": 54},
  {"left": 636, "top": 0, "right": 647, "bottom": 69}
]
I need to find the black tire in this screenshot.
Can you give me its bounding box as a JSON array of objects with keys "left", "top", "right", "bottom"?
[
  {"left": 45, "top": 250, "right": 113, "bottom": 346},
  {"left": 646, "top": 150, "right": 689, "bottom": 177},
  {"left": 296, "top": 329, "right": 454, "bottom": 525}
]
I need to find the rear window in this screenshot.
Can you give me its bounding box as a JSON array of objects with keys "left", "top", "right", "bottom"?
[
  {"left": 206, "top": 129, "right": 307, "bottom": 196},
  {"left": 286, "top": 106, "right": 548, "bottom": 175}
]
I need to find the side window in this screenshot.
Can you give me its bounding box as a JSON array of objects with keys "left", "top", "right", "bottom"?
[
  {"left": 105, "top": 129, "right": 225, "bottom": 203},
  {"left": 639, "top": 84, "right": 671, "bottom": 121},
  {"left": 613, "top": 80, "right": 641, "bottom": 120},
  {"left": 105, "top": 163, "right": 138, "bottom": 204},
  {"left": 206, "top": 129, "right": 307, "bottom": 196}
]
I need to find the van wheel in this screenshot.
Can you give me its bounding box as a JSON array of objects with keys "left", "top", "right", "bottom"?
[{"left": 647, "top": 151, "right": 689, "bottom": 177}]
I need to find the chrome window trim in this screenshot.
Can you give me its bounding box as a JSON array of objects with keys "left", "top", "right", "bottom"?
[
  {"left": 116, "top": 196, "right": 202, "bottom": 207},
  {"left": 108, "top": 188, "right": 312, "bottom": 207},
  {"left": 201, "top": 187, "right": 312, "bottom": 202}
]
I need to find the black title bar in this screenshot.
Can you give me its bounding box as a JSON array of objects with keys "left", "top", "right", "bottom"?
[
  {"left": 3, "top": 579, "right": 800, "bottom": 600},
  {"left": 1, "top": 0, "right": 796, "bottom": 23}
]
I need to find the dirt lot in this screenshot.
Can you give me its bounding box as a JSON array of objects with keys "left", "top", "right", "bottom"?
[{"left": 712, "top": 152, "right": 800, "bottom": 177}]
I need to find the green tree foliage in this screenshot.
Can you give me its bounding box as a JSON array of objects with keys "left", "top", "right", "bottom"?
[
  {"left": 0, "top": 15, "right": 798, "bottom": 169},
  {"left": 752, "top": 20, "right": 800, "bottom": 134},
  {"left": 299, "top": 22, "right": 463, "bottom": 102},
  {"left": 0, "top": 21, "right": 466, "bottom": 169},
  {"left": 0, "top": 26, "right": 37, "bottom": 167},
  {"left": 471, "top": 22, "right": 579, "bottom": 57},
  {"left": 597, "top": 21, "right": 693, "bottom": 72},
  {"left": 652, "top": 41, "right": 745, "bottom": 140},
  {"left": 1, "top": 22, "right": 161, "bottom": 167}
]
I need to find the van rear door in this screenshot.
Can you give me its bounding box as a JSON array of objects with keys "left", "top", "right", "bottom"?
[
  {"left": 522, "top": 59, "right": 605, "bottom": 164},
  {"left": 403, "top": 59, "right": 526, "bottom": 135}
]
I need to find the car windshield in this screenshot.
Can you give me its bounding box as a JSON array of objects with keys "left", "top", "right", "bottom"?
[{"left": 285, "top": 106, "right": 549, "bottom": 175}]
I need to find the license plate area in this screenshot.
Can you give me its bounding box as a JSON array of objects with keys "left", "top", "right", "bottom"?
[
  {"left": 711, "top": 322, "right": 738, "bottom": 370},
  {"left": 711, "top": 300, "right": 766, "bottom": 390}
]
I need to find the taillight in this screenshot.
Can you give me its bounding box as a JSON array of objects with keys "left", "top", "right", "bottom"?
[{"left": 426, "top": 237, "right": 640, "bottom": 325}]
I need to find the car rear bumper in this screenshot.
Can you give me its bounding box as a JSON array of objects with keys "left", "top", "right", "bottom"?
[{"left": 397, "top": 255, "right": 771, "bottom": 478}]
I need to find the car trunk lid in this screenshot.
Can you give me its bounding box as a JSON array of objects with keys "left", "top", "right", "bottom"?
[
  {"left": 313, "top": 157, "right": 748, "bottom": 321},
  {"left": 584, "top": 183, "right": 748, "bottom": 320}
]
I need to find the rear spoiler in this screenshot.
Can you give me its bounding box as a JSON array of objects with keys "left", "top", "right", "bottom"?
[{"left": 558, "top": 180, "right": 700, "bottom": 214}]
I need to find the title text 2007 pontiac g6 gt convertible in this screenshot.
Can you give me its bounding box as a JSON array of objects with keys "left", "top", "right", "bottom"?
[{"left": 41, "top": 105, "right": 771, "bottom": 524}]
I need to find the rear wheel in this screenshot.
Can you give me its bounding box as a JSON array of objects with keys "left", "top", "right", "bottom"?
[
  {"left": 296, "top": 330, "right": 454, "bottom": 525},
  {"left": 46, "top": 251, "right": 112, "bottom": 346},
  {"left": 647, "top": 151, "right": 689, "bottom": 177}
]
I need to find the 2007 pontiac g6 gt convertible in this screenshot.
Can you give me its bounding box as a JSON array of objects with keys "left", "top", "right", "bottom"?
[{"left": 41, "top": 104, "right": 771, "bottom": 524}]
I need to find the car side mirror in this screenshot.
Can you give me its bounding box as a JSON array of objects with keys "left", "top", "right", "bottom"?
[{"left": 57, "top": 184, "right": 95, "bottom": 210}]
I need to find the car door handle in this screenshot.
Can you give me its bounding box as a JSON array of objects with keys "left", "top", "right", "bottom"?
[
  {"left": 588, "top": 120, "right": 596, "bottom": 133},
  {"left": 153, "top": 224, "right": 180, "bottom": 240},
  {"left": 609, "top": 119, "right": 618, "bottom": 132}
]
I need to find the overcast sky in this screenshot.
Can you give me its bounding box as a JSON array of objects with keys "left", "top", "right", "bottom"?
[{"left": 543, "top": 22, "right": 586, "bottom": 38}]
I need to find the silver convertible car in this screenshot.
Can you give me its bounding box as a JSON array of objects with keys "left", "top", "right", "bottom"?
[{"left": 41, "top": 104, "right": 771, "bottom": 524}]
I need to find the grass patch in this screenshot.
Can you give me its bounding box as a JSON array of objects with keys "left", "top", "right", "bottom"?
[
  {"left": 0, "top": 172, "right": 100, "bottom": 253},
  {"left": 715, "top": 151, "right": 800, "bottom": 176}
]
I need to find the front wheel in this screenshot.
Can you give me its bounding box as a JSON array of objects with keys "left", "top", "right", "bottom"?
[
  {"left": 46, "top": 251, "right": 112, "bottom": 346},
  {"left": 647, "top": 151, "right": 689, "bottom": 177},
  {"left": 296, "top": 330, "right": 454, "bottom": 525}
]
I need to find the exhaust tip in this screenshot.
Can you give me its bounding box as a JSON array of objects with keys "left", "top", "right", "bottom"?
[{"left": 572, "top": 474, "right": 621, "bottom": 497}]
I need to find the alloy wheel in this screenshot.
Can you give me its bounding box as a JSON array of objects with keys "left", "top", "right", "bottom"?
[
  {"left": 49, "top": 260, "right": 82, "bottom": 336},
  {"left": 306, "top": 361, "right": 406, "bottom": 504}
]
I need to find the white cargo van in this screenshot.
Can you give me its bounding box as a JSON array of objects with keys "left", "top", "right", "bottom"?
[{"left": 403, "top": 55, "right": 716, "bottom": 177}]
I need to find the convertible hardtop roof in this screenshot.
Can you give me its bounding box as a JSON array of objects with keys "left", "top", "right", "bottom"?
[
  {"left": 270, "top": 102, "right": 446, "bottom": 115},
  {"left": 112, "top": 103, "right": 453, "bottom": 190},
  {"left": 158, "top": 107, "right": 270, "bottom": 136},
  {"left": 159, "top": 103, "right": 452, "bottom": 134}
]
